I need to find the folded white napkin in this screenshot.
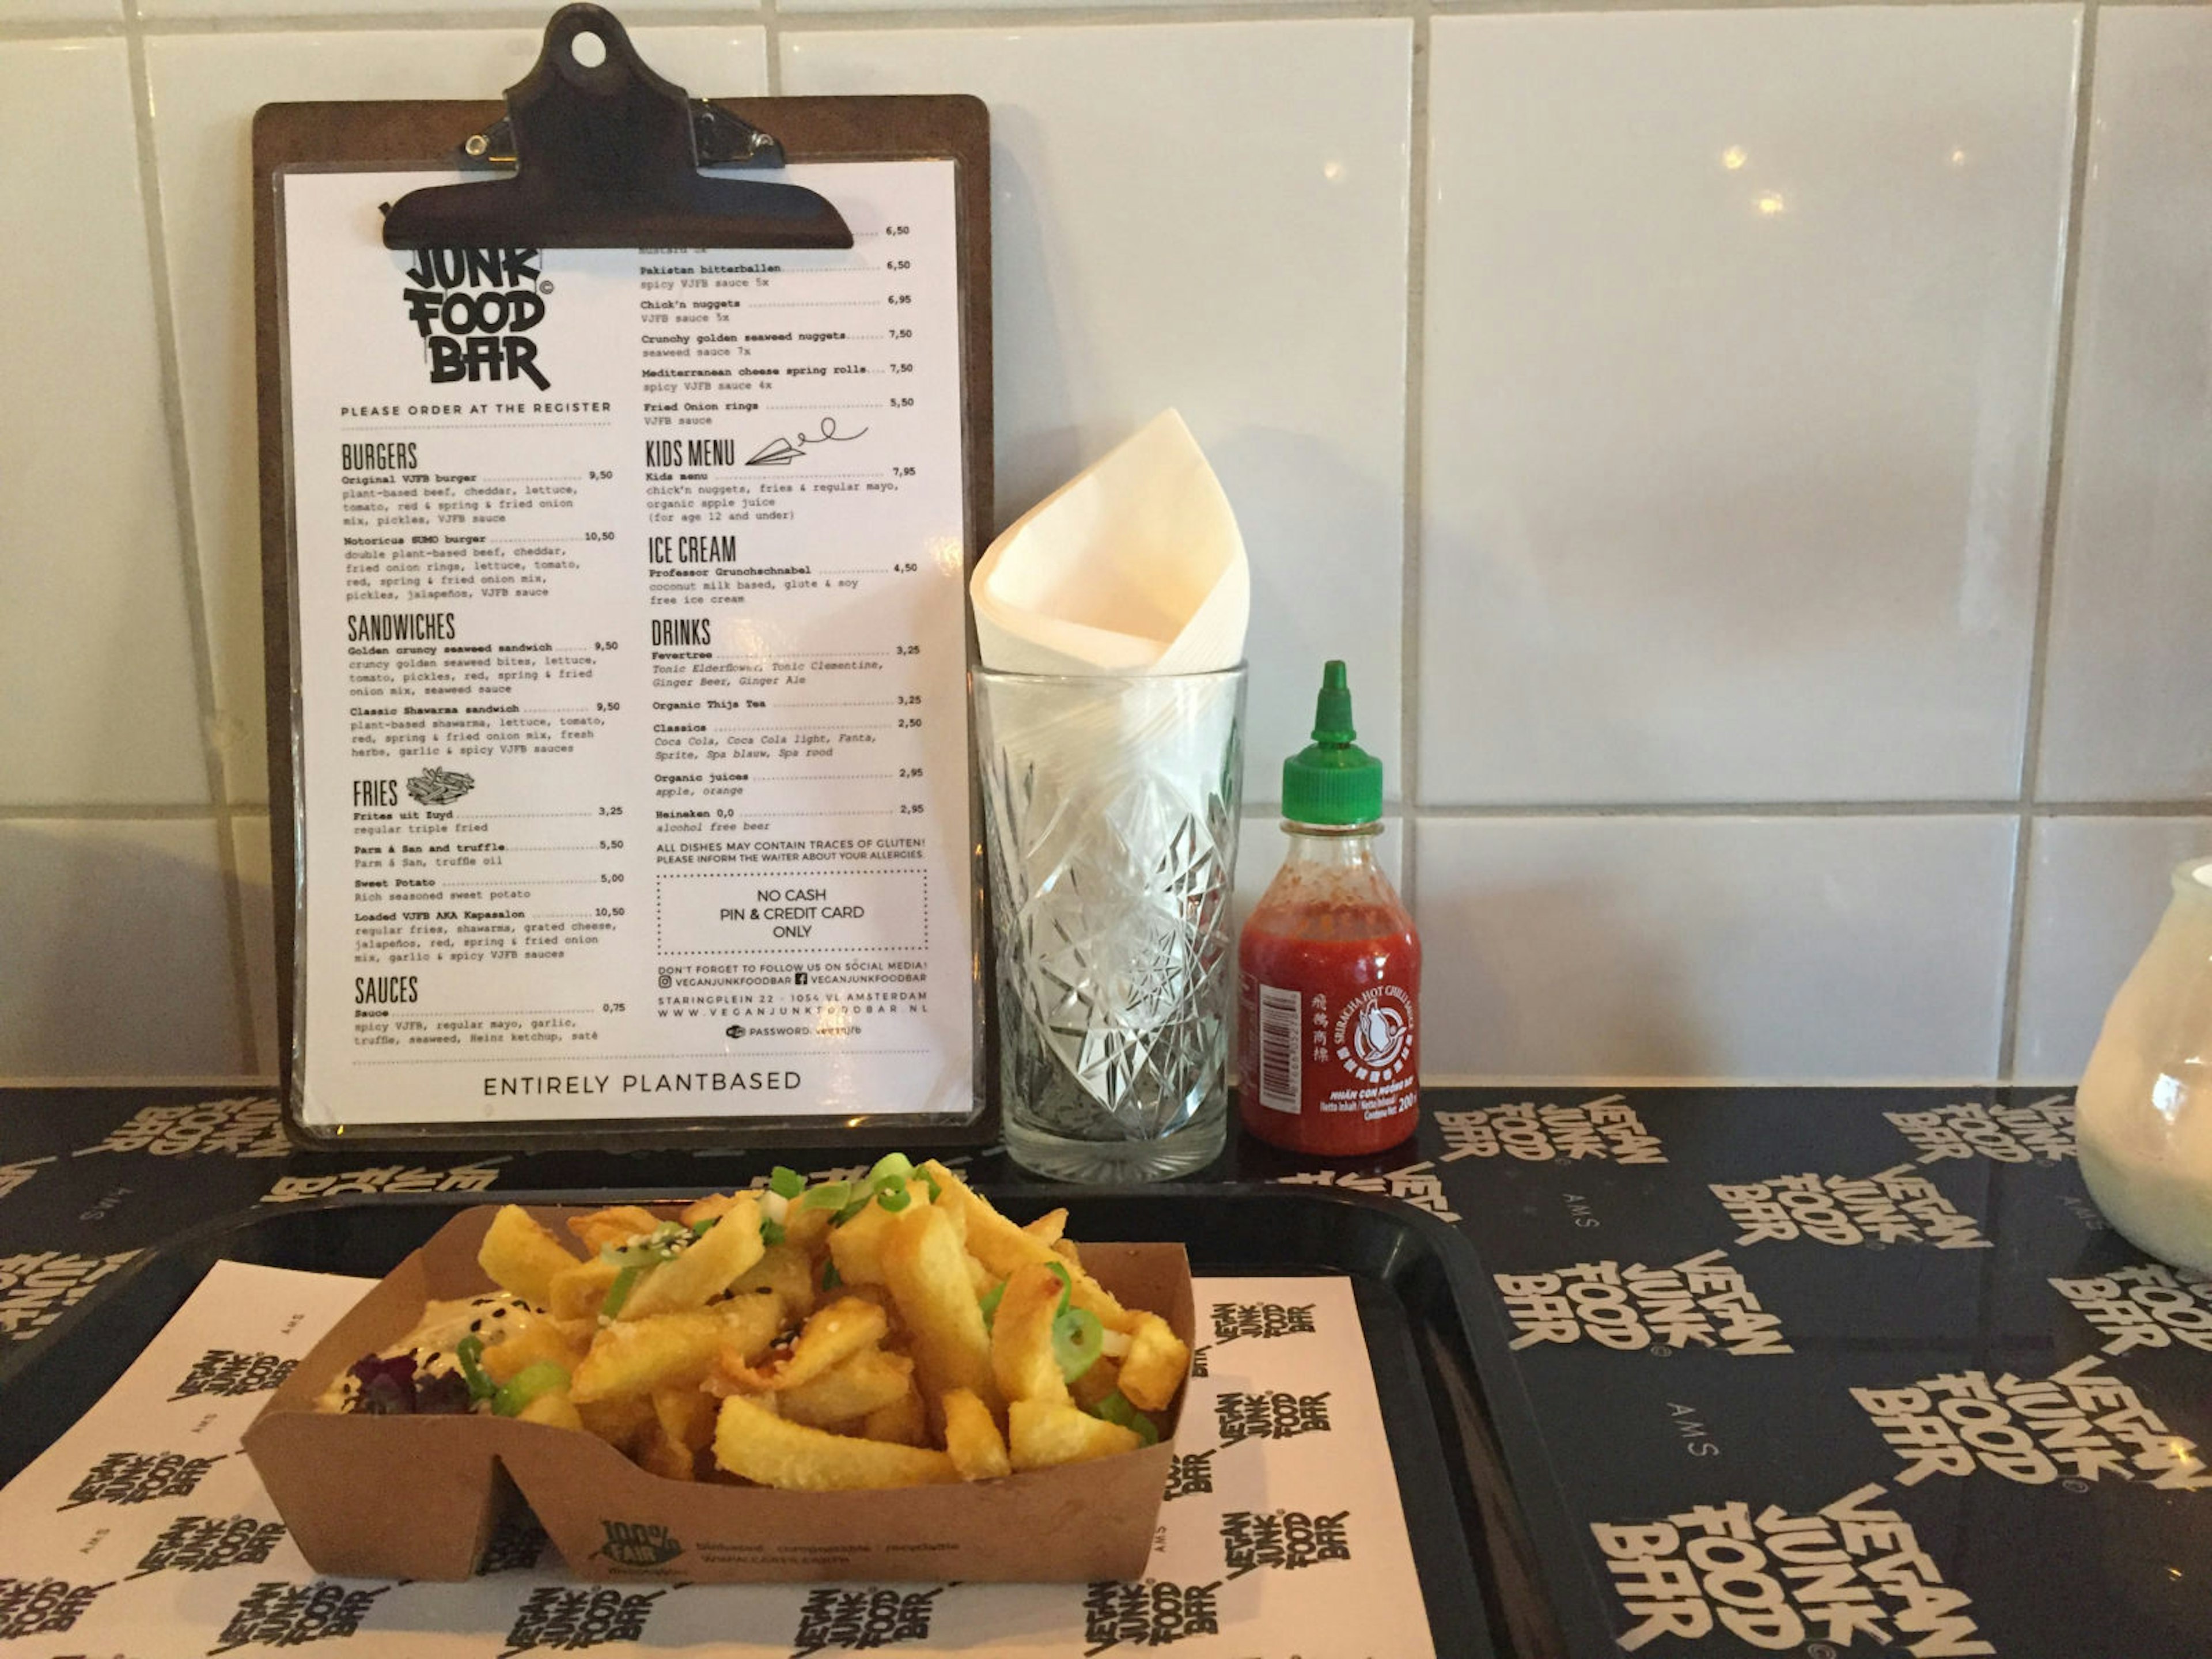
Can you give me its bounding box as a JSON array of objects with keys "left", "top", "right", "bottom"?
[{"left": 971, "top": 410, "right": 1248, "bottom": 674}]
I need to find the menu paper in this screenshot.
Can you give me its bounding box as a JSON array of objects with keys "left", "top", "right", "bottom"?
[
  {"left": 279, "top": 164, "right": 975, "bottom": 1128},
  {"left": 0, "top": 1263, "right": 1437, "bottom": 1658}
]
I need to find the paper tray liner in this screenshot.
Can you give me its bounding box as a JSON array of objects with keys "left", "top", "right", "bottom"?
[{"left": 243, "top": 1204, "right": 1193, "bottom": 1584}]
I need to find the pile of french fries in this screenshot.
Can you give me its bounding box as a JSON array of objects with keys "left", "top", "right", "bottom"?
[{"left": 450, "top": 1157, "right": 1191, "bottom": 1490}]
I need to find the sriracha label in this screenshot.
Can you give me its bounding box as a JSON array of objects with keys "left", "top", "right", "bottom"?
[{"left": 1238, "top": 907, "right": 1420, "bottom": 1156}]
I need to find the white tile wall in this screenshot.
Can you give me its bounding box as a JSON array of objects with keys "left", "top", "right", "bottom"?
[
  {"left": 783, "top": 21, "right": 1413, "bottom": 795},
  {"left": 0, "top": 819, "right": 245, "bottom": 1078},
  {"left": 10, "top": 0, "right": 120, "bottom": 22},
  {"left": 145, "top": 26, "right": 770, "bottom": 806},
  {"left": 232, "top": 813, "right": 279, "bottom": 1075},
  {"left": 0, "top": 39, "right": 209, "bottom": 809},
  {"left": 2037, "top": 7, "right": 2212, "bottom": 803},
  {"left": 2, "top": 1, "right": 2204, "bottom": 1086},
  {"left": 1415, "top": 816, "right": 2018, "bottom": 1081},
  {"left": 2014, "top": 815, "right": 2212, "bottom": 1083},
  {"left": 1419, "top": 7, "right": 2077, "bottom": 806},
  {"left": 144, "top": 0, "right": 746, "bottom": 16}
]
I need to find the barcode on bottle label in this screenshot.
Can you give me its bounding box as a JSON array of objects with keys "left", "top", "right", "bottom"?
[{"left": 1257, "top": 984, "right": 1303, "bottom": 1114}]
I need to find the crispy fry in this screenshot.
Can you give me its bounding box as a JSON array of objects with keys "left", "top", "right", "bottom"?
[
  {"left": 777, "top": 1349, "right": 914, "bottom": 1429},
  {"left": 782, "top": 1202, "right": 834, "bottom": 1257},
  {"left": 654, "top": 1385, "right": 718, "bottom": 1452},
  {"left": 639, "top": 1386, "right": 717, "bottom": 1482},
  {"left": 547, "top": 1257, "right": 621, "bottom": 1322},
  {"left": 922, "top": 1162, "right": 1137, "bottom": 1333},
  {"left": 478, "top": 1206, "right": 583, "bottom": 1309},
  {"left": 861, "top": 1382, "right": 929, "bottom": 1447},
  {"left": 713, "top": 1393, "right": 957, "bottom": 1490},
  {"left": 990, "top": 1263, "right": 1071, "bottom": 1407},
  {"left": 881, "top": 1203, "right": 999, "bottom": 1419},
  {"left": 571, "top": 1302, "right": 780, "bottom": 1404},
  {"left": 577, "top": 1392, "right": 657, "bottom": 1453},
  {"left": 479, "top": 1308, "right": 585, "bottom": 1385},
  {"left": 933, "top": 1187, "right": 968, "bottom": 1245},
  {"left": 1117, "top": 1311, "right": 1191, "bottom": 1412},
  {"left": 718, "top": 1296, "right": 889, "bottom": 1393},
  {"left": 965, "top": 1255, "right": 994, "bottom": 1299},
  {"left": 566, "top": 1205, "right": 663, "bottom": 1255},
  {"left": 514, "top": 1390, "right": 585, "bottom": 1432},
  {"left": 942, "top": 1388, "right": 1012, "bottom": 1480},
  {"left": 1070, "top": 1355, "right": 1122, "bottom": 1412},
  {"left": 826, "top": 1199, "right": 898, "bottom": 1288},
  {"left": 620, "top": 1196, "right": 766, "bottom": 1320},
  {"left": 1008, "top": 1399, "right": 1142, "bottom": 1469},
  {"left": 1022, "top": 1208, "right": 1068, "bottom": 1247},
  {"left": 729, "top": 1241, "right": 817, "bottom": 1323},
  {"left": 680, "top": 1192, "right": 744, "bottom": 1229},
  {"left": 638, "top": 1427, "right": 695, "bottom": 1482}
]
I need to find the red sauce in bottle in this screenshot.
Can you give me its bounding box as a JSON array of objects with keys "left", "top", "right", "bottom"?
[{"left": 1237, "top": 662, "right": 1419, "bottom": 1156}]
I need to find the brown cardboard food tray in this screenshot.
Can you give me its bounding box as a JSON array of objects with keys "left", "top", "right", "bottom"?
[{"left": 242, "top": 1203, "right": 1193, "bottom": 1584}]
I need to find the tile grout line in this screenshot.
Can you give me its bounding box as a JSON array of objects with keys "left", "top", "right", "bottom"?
[
  {"left": 1397, "top": 0, "right": 1430, "bottom": 919},
  {"left": 1997, "top": 0, "right": 2100, "bottom": 1083},
  {"left": 0, "top": 0, "right": 2119, "bottom": 43},
  {"left": 763, "top": 0, "right": 784, "bottom": 92},
  {"left": 0, "top": 0, "right": 2101, "bottom": 45},
  {"left": 121, "top": 0, "right": 264, "bottom": 1077},
  {"left": 0, "top": 804, "right": 244, "bottom": 823}
]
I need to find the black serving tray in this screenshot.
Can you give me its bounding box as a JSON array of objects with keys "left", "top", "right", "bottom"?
[{"left": 0, "top": 1186, "right": 1616, "bottom": 1659}]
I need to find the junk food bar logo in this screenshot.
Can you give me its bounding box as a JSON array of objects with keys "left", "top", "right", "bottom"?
[{"left": 397, "top": 247, "right": 552, "bottom": 390}]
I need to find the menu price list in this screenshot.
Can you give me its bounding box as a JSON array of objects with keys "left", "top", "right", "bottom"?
[{"left": 282, "top": 163, "right": 974, "bottom": 1127}]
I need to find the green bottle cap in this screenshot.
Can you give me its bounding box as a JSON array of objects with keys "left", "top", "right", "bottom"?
[{"left": 1281, "top": 660, "right": 1384, "bottom": 826}]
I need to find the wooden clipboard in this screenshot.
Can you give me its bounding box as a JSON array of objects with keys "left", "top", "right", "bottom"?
[{"left": 253, "top": 39, "right": 992, "bottom": 1150}]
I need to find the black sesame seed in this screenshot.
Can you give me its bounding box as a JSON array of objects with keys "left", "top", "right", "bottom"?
[{"left": 469, "top": 1320, "right": 483, "bottom": 1332}]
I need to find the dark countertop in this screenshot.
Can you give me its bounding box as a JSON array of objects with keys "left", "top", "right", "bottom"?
[{"left": 1, "top": 1084, "right": 2202, "bottom": 1657}]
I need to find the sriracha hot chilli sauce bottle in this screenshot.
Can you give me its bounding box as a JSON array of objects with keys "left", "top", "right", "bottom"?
[{"left": 1238, "top": 662, "right": 1421, "bottom": 1156}]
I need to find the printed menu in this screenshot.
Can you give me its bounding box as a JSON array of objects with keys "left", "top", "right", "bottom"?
[{"left": 278, "top": 163, "right": 975, "bottom": 1129}]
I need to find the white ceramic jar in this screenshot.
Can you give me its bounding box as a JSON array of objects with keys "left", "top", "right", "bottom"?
[{"left": 2076, "top": 857, "right": 2212, "bottom": 1271}]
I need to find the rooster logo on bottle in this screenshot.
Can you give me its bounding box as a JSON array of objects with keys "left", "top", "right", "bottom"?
[{"left": 1336, "top": 986, "right": 1415, "bottom": 1085}]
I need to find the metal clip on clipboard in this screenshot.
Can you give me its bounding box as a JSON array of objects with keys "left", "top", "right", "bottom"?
[{"left": 381, "top": 2, "right": 852, "bottom": 251}]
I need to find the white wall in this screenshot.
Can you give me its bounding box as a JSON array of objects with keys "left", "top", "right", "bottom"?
[{"left": 2, "top": 0, "right": 2205, "bottom": 1085}]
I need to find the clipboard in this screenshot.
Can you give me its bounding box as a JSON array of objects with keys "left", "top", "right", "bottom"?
[{"left": 253, "top": 5, "right": 994, "bottom": 1152}]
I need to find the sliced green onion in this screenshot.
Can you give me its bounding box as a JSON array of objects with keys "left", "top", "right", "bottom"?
[
  {"left": 801, "top": 1181, "right": 853, "bottom": 1212},
  {"left": 919, "top": 1172, "right": 942, "bottom": 1203},
  {"left": 759, "top": 1217, "right": 786, "bottom": 1248},
  {"left": 868, "top": 1153, "right": 916, "bottom": 1187},
  {"left": 874, "top": 1173, "right": 912, "bottom": 1213},
  {"left": 1044, "top": 1259, "right": 1073, "bottom": 1316},
  {"left": 492, "top": 1362, "right": 570, "bottom": 1418},
  {"left": 454, "top": 1334, "right": 497, "bottom": 1403},
  {"left": 1053, "top": 1307, "right": 1105, "bottom": 1381},
  {"left": 1092, "top": 1390, "right": 1160, "bottom": 1446},
  {"left": 769, "top": 1165, "right": 806, "bottom": 1199},
  {"left": 601, "top": 1262, "right": 645, "bottom": 1319},
  {"left": 979, "top": 1281, "right": 1006, "bottom": 1330},
  {"left": 821, "top": 1259, "right": 843, "bottom": 1291},
  {"left": 832, "top": 1198, "right": 872, "bottom": 1227},
  {"left": 690, "top": 1216, "right": 719, "bottom": 1239}
]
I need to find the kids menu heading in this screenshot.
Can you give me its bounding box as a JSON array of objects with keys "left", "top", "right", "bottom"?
[{"left": 281, "top": 164, "right": 974, "bottom": 1128}]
